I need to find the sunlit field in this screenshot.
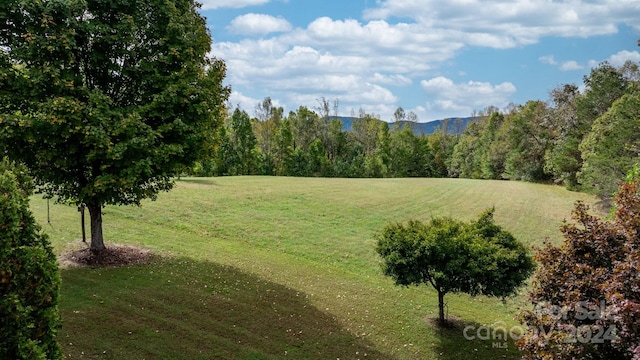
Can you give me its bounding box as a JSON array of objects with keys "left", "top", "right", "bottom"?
[{"left": 31, "top": 176, "right": 598, "bottom": 359}]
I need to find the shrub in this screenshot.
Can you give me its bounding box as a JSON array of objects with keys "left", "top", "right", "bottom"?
[
  {"left": 0, "top": 160, "right": 62, "bottom": 360},
  {"left": 517, "top": 177, "right": 640, "bottom": 359}
]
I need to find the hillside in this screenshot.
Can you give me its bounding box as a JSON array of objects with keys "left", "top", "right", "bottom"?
[
  {"left": 35, "top": 177, "right": 598, "bottom": 359},
  {"left": 331, "top": 116, "right": 477, "bottom": 135}
]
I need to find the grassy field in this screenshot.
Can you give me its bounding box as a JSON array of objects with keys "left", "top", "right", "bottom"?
[{"left": 30, "top": 176, "right": 599, "bottom": 359}]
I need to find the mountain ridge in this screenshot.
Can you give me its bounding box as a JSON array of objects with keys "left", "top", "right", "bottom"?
[{"left": 329, "top": 116, "right": 477, "bottom": 135}]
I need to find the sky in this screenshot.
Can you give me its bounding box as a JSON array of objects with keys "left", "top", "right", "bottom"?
[{"left": 199, "top": 0, "right": 640, "bottom": 123}]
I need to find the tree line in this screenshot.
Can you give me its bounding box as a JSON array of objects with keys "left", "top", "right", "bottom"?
[
  {"left": 193, "top": 98, "right": 450, "bottom": 179},
  {"left": 193, "top": 60, "right": 639, "bottom": 199}
]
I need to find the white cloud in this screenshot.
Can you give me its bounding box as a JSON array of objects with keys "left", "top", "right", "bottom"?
[
  {"left": 539, "top": 55, "right": 557, "bottom": 65},
  {"left": 227, "top": 91, "right": 262, "bottom": 113},
  {"left": 559, "top": 61, "right": 584, "bottom": 71},
  {"left": 540, "top": 56, "right": 584, "bottom": 71},
  {"left": 369, "top": 73, "right": 413, "bottom": 86},
  {"left": 587, "top": 59, "right": 600, "bottom": 69},
  {"left": 284, "top": 17, "right": 463, "bottom": 66},
  {"left": 212, "top": 16, "right": 463, "bottom": 92},
  {"left": 607, "top": 50, "right": 640, "bottom": 67},
  {"left": 228, "top": 91, "right": 284, "bottom": 117},
  {"left": 227, "top": 13, "right": 292, "bottom": 36},
  {"left": 364, "top": 0, "right": 639, "bottom": 47},
  {"left": 357, "top": 83, "right": 398, "bottom": 104},
  {"left": 206, "top": 0, "right": 639, "bottom": 120},
  {"left": 585, "top": 50, "right": 640, "bottom": 70},
  {"left": 199, "top": 0, "right": 271, "bottom": 10},
  {"left": 420, "top": 76, "right": 516, "bottom": 114}
]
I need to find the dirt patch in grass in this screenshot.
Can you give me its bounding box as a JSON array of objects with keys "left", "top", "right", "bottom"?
[{"left": 59, "top": 243, "right": 153, "bottom": 268}]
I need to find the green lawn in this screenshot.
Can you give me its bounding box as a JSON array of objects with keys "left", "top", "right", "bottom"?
[{"left": 31, "top": 176, "right": 598, "bottom": 359}]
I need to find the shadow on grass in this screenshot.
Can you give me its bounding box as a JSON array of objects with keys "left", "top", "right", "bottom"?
[
  {"left": 176, "top": 177, "right": 221, "bottom": 186},
  {"left": 58, "top": 256, "right": 392, "bottom": 360},
  {"left": 428, "top": 317, "right": 524, "bottom": 360}
]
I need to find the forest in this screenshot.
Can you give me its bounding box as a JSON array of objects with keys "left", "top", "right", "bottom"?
[{"left": 193, "top": 60, "right": 640, "bottom": 200}]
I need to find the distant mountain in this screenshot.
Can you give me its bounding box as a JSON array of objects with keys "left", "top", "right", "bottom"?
[{"left": 329, "top": 116, "right": 478, "bottom": 135}]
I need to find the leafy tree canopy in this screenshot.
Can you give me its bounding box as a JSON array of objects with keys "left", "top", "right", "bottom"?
[
  {"left": 518, "top": 174, "right": 640, "bottom": 359},
  {"left": 578, "top": 91, "right": 640, "bottom": 199},
  {"left": 375, "top": 209, "right": 534, "bottom": 324},
  {"left": 0, "top": 159, "right": 61, "bottom": 359},
  {"left": 0, "top": 0, "right": 230, "bottom": 250}
]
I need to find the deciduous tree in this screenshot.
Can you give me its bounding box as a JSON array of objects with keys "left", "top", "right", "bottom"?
[
  {"left": 504, "top": 101, "right": 552, "bottom": 182},
  {"left": 545, "top": 62, "right": 630, "bottom": 189},
  {"left": 352, "top": 114, "right": 382, "bottom": 156},
  {"left": 290, "top": 106, "right": 321, "bottom": 152},
  {"left": 517, "top": 174, "right": 640, "bottom": 359},
  {"left": 229, "top": 109, "right": 258, "bottom": 175},
  {"left": 376, "top": 209, "right": 534, "bottom": 325},
  {"left": 0, "top": 0, "right": 230, "bottom": 251},
  {"left": 449, "top": 120, "right": 484, "bottom": 178},
  {"left": 273, "top": 118, "right": 294, "bottom": 176},
  {"left": 544, "top": 84, "right": 581, "bottom": 188},
  {"left": 578, "top": 92, "right": 640, "bottom": 199}
]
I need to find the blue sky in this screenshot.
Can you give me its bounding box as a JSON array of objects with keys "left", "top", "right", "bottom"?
[{"left": 199, "top": 0, "right": 640, "bottom": 122}]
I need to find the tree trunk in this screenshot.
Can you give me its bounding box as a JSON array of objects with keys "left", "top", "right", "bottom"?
[
  {"left": 80, "top": 205, "right": 86, "bottom": 243},
  {"left": 87, "top": 203, "right": 106, "bottom": 251},
  {"left": 438, "top": 290, "right": 446, "bottom": 325}
]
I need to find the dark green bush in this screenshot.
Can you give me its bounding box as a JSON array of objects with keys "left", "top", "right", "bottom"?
[{"left": 0, "top": 160, "right": 61, "bottom": 360}]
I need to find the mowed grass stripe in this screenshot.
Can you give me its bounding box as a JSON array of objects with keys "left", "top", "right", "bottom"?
[{"left": 31, "top": 177, "right": 597, "bottom": 359}]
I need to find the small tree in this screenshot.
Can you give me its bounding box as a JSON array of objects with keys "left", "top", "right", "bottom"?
[
  {"left": 0, "top": 160, "right": 61, "bottom": 360},
  {"left": 517, "top": 174, "right": 640, "bottom": 360},
  {"left": 229, "top": 109, "right": 259, "bottom": 175},
  {"left": 375, "top": 209, "right": 535, "bottom": 325}
]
